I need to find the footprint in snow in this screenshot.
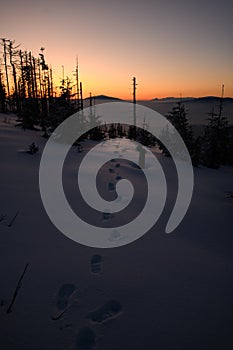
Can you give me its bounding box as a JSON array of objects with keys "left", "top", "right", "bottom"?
[
  {"left": 108, "top": 182, "right": 115, "bottom": 191},
  {"left": 51, "top": 283, "right": 79, "bottom": 320},
  {"left": 75, "top": 326, "right": 96, "bottom": 350},
  {"left": 102, "top": 211, "right": 112, "bottom": 221},
  {"left": 108, "top": 229, "right": 128, "bottom": 243},
  {"left": 91, "top": 254, "right": 103, "bottom": 274},
  {"left": 86, "top": 299, "right": 122, "bottom": 324}
]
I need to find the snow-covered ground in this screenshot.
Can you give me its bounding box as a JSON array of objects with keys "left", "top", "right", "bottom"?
[{"left": 0, "top": 113, "right": 233, "bottom": 350}]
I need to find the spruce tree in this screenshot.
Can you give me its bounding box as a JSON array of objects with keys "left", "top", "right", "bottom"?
[
  {"left": 166, "top": 101, "right": 193, "bottom": 150},
  {"left": 159, "top": 101, "right": 198, "bottom": 163},
  {"left": 201, "top": 109, "right": 230, "bottom": 168}
]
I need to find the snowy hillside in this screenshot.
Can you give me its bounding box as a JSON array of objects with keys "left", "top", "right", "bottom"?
[{"left": 0, "top": 113, "right": 233, "bottom": 350}]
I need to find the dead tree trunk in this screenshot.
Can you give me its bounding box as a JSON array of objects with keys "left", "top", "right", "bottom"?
[
  {"left": 80, "top": 81, "right": 83, "bottom": 110},
  {"left": 19, "top": 50, "right": 26, "bottom": 100},
  {"left": 2, "top": 39, "right": 10, "bottom": 98},
  {"left": 49, "top": 67, "right": 53, "bottom": 101},
  {"left": 9, "top": 41, "right": 20, "bottom": 112},
  {"left": 33, "top": 57, "right": 38, "bottom": 99}
]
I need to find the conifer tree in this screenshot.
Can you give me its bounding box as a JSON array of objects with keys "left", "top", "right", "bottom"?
[
  {"left": 201, "top": 109, "right": 231, "bottom": 168},
  {"left": 159, "top": 101, "right": 196, "bottom": 162},
  {"left": 166, "top": 101, "right": 193, "bottom": 150}
]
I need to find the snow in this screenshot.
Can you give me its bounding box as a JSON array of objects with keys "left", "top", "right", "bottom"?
[{"left": 0, "top": 113, "right": 233, "bottom": 349}]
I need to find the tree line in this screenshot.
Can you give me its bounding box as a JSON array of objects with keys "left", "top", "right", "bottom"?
[
  {"left": 0, "top": 39, "right": 80, "bottom": 132},
  {"left": 158, "top": 99, "right": 233, "bottom": 169},
  {"left": 0, "top": 39, "right": 232, "bottom": 169}
]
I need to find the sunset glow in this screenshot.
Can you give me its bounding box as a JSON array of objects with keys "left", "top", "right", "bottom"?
[{"left": 1, "top": 0, "right": 233, "bottom": 99}]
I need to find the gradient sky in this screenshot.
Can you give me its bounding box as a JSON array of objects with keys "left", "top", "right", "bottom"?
[{"left": 1, "top": 0, "right": 233, "bottom": 99}]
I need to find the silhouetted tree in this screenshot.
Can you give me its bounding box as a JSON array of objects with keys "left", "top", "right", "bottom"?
[
  {"left": 1, "top": 39, "right": 10, "bottom": 100},
  {"left": 201, "top": 109, "right": 231, "bottom": 168},
  {"left": 128, "top": 125, "right": 135, "bottom": 140},
  {"left": 8, "top": 40, "right": 21, "bottom": 112},
  {"left": 0, "top": 70, "right": 6, "bottom": 112},
  {"left": 166, "top": 101, "right": 193, "bottom": 149},
  {"left": 158, "top": 101, "right": 201, "bottom": 165}
]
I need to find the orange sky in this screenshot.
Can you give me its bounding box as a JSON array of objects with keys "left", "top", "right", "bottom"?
[{"left": 1, "top": 0, "right": 233, "bottom": 100}]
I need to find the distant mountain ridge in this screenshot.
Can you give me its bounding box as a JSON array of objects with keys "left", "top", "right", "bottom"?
[
  {"left": 151, "top": 96, "right": 233, "bottom": 103},
  {"left": 85, "top": 95, "right": 233, "bottom": 103},
  {"left": 85, "top": 95, "right": 122, "bottom": 101}
]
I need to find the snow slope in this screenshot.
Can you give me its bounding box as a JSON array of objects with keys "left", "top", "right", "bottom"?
[{"left": 0, "top": 113, "right": 233, "bottom": 350}]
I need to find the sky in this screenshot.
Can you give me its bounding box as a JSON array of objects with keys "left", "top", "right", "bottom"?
[{"left": 1, "top": 0, "right": 233, "bottom": 99}]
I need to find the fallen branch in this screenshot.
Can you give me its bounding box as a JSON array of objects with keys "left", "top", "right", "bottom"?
[
  {"left": 7, "top": 263, "right": 29, "bottom": 314},
  {"left": 8, "top": 211, "right": 19, "bottom": 227}
]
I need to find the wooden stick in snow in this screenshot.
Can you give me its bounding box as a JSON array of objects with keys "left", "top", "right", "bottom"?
[
  {"left": 7, "top": 263, "right": 29, "bottom": 314},
  {"left": 8, "top": 210, "right": 19, "bottom": 227}
]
